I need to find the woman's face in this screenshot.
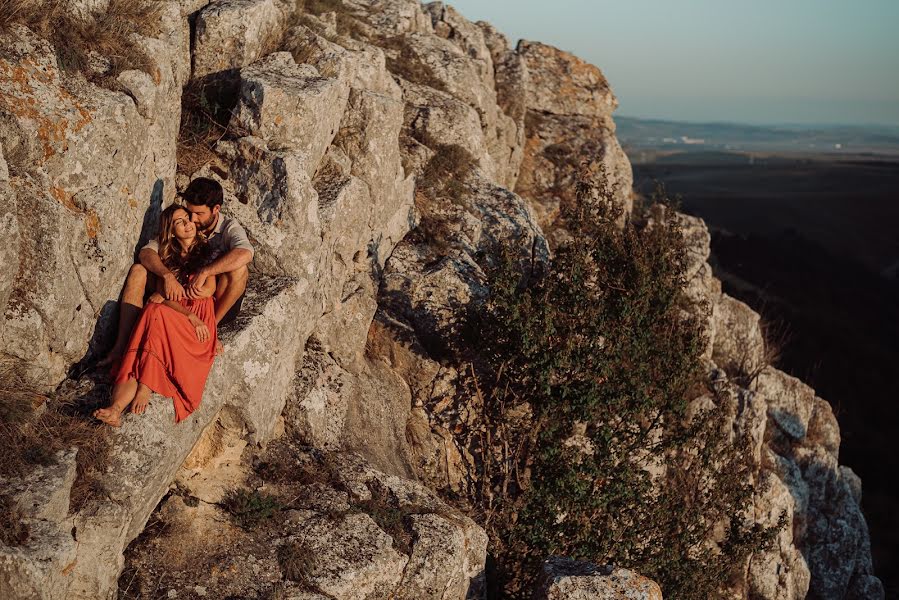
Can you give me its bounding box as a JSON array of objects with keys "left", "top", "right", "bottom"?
[{"left": 170, "top": 208, "right": 196, "bottom": 241}]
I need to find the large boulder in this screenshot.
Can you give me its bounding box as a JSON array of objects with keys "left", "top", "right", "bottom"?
[
  {"left": 192, "top": 0, "right": 290, "bottom": 78},
  {"left": 0, "top": 22, "right": 180, "bottom": 390},
  {"left": 399, "top": 79, "right": 497, "bottom": 178},
  {"left": 231, "top": 53, "right": 350, "bottom": 166},
  {"left": 710, "top": 294, "right": 766, "bottom": 379},
  {"left": 282, "top": 24, "right": 401, "bottom": 99},
  {"left": 513, "top": 41, "right": 632, "bottom": 232},
  {"left": 536, "top": 557, "right": 662, "bottom": 600}
]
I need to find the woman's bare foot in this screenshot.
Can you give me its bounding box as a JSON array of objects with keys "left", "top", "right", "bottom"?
[
  {"left": 94, "top": 406, "right": 124, "bottom": 427},
  {"left": 130, "top": 383, "right": 151, "bottom": 415},
  {"left": 215, "top": 339, "right": 224, "bottom": 356}
]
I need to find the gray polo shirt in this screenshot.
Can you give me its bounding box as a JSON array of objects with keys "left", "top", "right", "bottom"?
[{"left": 143, "top": 214, "right": 254, "bottom": 262}]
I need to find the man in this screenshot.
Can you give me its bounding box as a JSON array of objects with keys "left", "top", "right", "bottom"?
[{"left": 99, "top": 177, "right": 253, "bottom": 366}]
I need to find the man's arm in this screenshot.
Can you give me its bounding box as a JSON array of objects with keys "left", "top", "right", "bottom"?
[
  {"left": 187, "top": 248, "right": 252, "bottom": 298},
  {"left": 139, "top": 247, "right": 186, "bottom": 301},
  {"left": 201, "top": 248, "right": 253, "bottom": 277}
]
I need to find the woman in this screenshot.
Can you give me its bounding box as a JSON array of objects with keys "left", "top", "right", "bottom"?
[{"left": 94, "top": 206, "right": 218, "bottom": 427}]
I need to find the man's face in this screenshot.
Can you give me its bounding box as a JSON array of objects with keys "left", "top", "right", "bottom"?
[{"left": 184, "top": 202, "right": 219, "bottom": 233}]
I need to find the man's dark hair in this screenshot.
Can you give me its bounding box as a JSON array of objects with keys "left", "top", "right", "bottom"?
[{"left": 181, "top": 177, "right": 224, "bottom": 208}]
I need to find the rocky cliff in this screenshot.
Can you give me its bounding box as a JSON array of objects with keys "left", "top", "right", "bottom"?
[{"left": 0, "top": 1, "right": 883, "bottom": 599}]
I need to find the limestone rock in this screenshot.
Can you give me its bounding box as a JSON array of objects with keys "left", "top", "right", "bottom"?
[
  {"left": 290, "top": 512, "right": 408, "bottom": 598},
  {"left": 228, "top": 137, "right": 324, "bottom": 277},
  {"left": 283, "top": 25, "right": 401, "bottom": 99},
  {"left": 396, "top": 512, "right": 488, "bottom": 600},
  {"left": 518, "top": 41, "right": 617, "bottom": 117},
  {"left": 710, "top": 294, "right": 766, "bottom": 379},
  {"left": 285, "top": 338, "right": 350, "bottom": 450},
  {"left": 794, "top": 445, "right": 873, "bottom": 600},
  {"left": 517, "top": 111, "right": 633, "bottom": 232},
  {"left": 0, "top": 519, "right": 78, "bottom": 600},
  {"left": 331, "top": 87, "right": 414, "bottom": 267},
  {"left": 536, "top": 557, "right": 662, "bottom": 600},
  {"left": 343, "top": 0, "right": 433, "bottom": 38},
  {"left": 399, "top": 79, "right": 497, "bottom": 179},
  {"left": 232, "top": 52, "right": 350, "bottom": 165},
  {"left": 192, "top": 0, "right": 289, "bottom": 78},
  {"left": 755, "top": 366, "right": 817, "bottom": 441},
  {"left": 425, "top": 3, "right": 494, "bottom": 68},
  {"left": 0, "top": 23, "right": 180, "bottom": 389},
  {"left": 392, "top": 32, "right": 497, "bottom": 130},
  {"left": 0, "top": 450, "right": 77, "bottom": 523},
  {"left": 0, "top": 180, "right": 18, "bottom": 313},
  {"left": 748, "top": 469, "right": 811, "bottom": 600}
]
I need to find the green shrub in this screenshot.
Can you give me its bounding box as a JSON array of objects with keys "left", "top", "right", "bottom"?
[
  {"left": 222, "top": 489, "right": 281, "bottom": 530},
  {"left": 465, "top": 162, "right": 780, "bottom": 598}
]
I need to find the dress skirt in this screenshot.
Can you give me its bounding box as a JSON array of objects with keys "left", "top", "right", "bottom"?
[{"left": 113, "top": 297, "right": 217, "bottom": 422}]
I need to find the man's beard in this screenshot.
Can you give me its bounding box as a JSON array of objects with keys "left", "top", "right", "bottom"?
[{"left": 197, "top": 215, "right": 216, "bottom": 234}]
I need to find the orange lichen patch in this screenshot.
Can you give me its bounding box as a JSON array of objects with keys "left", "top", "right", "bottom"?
[
  {"left": 50, "top": 186, "right": 79, "bottom": 212},
  {"left": 151, "top": 66, "right": 161, "bottom": 86},
  {"left": 37, "top": 118, "right": 70, "bottom": 159},
  {"left": 74, "top": 106, "right": 92, "bottom": 132},
  {"left": 85, "top": 210, "right": 101, "bottom": 239},
  {"left": 274, "top": 115, "right": 283, "bottom": 125},
  {"left": 127, "top": 197, "right": 138, "bottom": 208},
  {"left": 0, "top": 56, "right": 94, "bottom": 163},
  {"left": 62, "top": 560, "right": 77, "bottom": 576}
]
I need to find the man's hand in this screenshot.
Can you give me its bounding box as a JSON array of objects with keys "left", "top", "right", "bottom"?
[
  {"left": 187, "top": 269, "right": 211, "bottom": 299},
  {"left": 147, "top": 292, "right": 164, "bottom": 304},
  {"left": 163, "top": 273, "right": 186, "bottom": 301}
]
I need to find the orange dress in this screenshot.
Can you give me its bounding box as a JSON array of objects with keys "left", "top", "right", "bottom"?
[{"left": 113, "top": 297, "right": 218, "bottom": 422}]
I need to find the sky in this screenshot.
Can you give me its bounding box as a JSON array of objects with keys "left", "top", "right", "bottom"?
[{"left": 444, "top": 0, "right": 899, "bottom": 127}]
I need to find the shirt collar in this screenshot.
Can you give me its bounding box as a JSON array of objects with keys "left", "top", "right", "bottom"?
[{"left": 206, "top": 213, "right": 224, "bottom": 238}]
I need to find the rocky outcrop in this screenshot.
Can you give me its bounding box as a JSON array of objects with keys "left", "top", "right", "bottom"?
[
  {"left": 121, "top": 445, "right": 486, "bottom": 600},
  {"left": 193, "top": 0, "right": 290, "bottom": 78},
  {"left": 513, "top": 40, "right": 633, "bottom": 237},
  {"left": 536, "top": 558, "right": 663, "bottom": 600}
]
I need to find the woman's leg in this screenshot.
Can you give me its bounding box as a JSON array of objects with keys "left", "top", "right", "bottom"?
[
  {"left": 99, "top": 264, "right": 149, "bottom": 367},
  {"left": 130, "top": 383, "right": 151, "bottom": 415},
  {"left": 94, "top": 378, "right": 139, "bottom": 427}
]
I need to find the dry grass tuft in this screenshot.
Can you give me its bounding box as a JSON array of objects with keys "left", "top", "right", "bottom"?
[
  {"left": 0, "top": 360, "right": 112, "bottom": 531},
  {"left": 176, "top": 79, "right": 248, "bottom": 176},
  {"left": 277, "top": 542, "right": 314, "bottom": 582},
  {"left": 0, "top": 0, "right": 163, "bottom": 84}
]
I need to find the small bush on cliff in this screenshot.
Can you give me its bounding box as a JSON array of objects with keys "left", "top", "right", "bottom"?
[
  {"left": 222, "top": 488, "right": 281, "bottom": 530},
  {"left": 467, "top": 163, "right": 780, "bottom": 598}
]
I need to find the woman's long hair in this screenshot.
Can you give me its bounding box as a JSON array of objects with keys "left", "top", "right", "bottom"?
[{"left": 157, "top": 205, "right": 210, "bottom": 285}]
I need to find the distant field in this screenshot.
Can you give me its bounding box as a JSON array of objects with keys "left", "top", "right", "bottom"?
[
  {"left": 631, "top": 151, "right": 899, "bottom": 594},
  {"left": 632, "top": 151, "right": 899, "bottom": 273}
]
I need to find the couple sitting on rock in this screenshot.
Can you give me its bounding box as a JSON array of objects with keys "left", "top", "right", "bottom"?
[{"left": 94, "top": 178, "right": 254, "bottom": 427}]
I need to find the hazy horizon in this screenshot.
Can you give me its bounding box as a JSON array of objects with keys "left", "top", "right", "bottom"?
[{"left": 445, "top": 0, "right": 899, "bottom": 128}]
